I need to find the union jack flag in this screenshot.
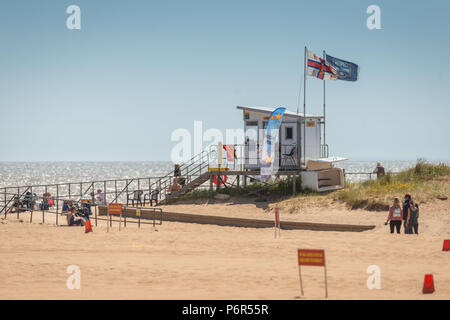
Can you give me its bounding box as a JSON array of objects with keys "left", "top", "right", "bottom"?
[{"left": 306, "top": 49, "right": 337, "bottom": 80}]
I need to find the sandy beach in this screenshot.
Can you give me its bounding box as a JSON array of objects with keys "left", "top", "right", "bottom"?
[{"left": 1, "top": 197, "right": 449, "bottom": 300}]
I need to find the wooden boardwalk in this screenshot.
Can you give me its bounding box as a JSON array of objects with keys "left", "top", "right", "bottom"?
[{"left": 98, "top": 206, "right": 375, "bottom": 232}]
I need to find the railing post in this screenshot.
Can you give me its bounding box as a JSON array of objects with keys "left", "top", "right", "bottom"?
[
  {"left": 56, "top": 185, "right": 59, "bottom": 214},
  {"left": 104, "top": 181, "right": 107, "bottom": 204},
  {"left": 115, "top": 180, "right": 118, "bottom": 204},
  {"left": 3, "top": 187, "right": 6, "bottom": 216},
  {"left": 148, "top": 178, "right": 151, "bottom": 206},
  {"left": 158, "top": 179, "right": 161, "bottom": 201},
  {"left": 126, "top": 179, "right": 129, "bottom": 206},
  {"left": 16, "top": 187, "right": 20, "bottom": 219},
  {"left": 293, "top": 172, "right": 297, "bottom": 195},
  {"left": 56, "top": 184, "right": 59, "bottom": 226}
]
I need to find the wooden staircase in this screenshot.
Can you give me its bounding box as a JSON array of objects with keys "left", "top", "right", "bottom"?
[{"left": 163, "top": 172, "right": 211, "bottom": 203}]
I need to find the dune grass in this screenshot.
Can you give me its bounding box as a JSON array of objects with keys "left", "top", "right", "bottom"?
[
  {"left": 170, "top": 160, "right": 449, "bottom": 211},
  {"left": 331, "top": 159, "right": 450, "bottom": 210}
]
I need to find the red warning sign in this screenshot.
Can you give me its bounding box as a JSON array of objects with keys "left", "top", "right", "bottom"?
[
  {"left": 108, "top": 203, "right": 123, "bottom": 215},
  {"left": 298, "top": 249, "right": 326, "bottom": 267}
]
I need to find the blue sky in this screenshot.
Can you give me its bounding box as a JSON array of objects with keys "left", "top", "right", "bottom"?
[{"left": 0, "top": 0, "right": 449, "bottom": 161}]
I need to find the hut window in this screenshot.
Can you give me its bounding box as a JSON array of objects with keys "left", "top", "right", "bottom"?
[{"left": 285, "top": 127, "right": 293, "bottom": 140}]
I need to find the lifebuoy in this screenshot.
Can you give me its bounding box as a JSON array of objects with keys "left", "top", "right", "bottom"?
[{"left": 212, "top": 175, "right": 228, "bottom": 185}]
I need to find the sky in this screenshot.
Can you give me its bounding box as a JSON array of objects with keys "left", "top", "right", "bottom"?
[{"left": 0, "top": 0, "right": 449, "bottom": 161}]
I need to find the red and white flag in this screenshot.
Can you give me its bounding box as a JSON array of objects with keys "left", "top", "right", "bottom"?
[{"left": 306, "top": 49, "right": 337, "bottom": 80}]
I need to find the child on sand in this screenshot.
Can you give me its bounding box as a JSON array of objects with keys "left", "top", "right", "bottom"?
[
  {"left": 406, "top": 200, "right": 419, "bottom": 234},
  {"left": 66, "top": 206, "right": 85, "bottom": 227},
  {"left": 385, "top": 198, "right": 403, "bottom": 234}
]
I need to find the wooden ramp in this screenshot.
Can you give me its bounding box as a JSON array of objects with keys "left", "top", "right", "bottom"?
[{"left": 98, "top": 206, "right": 375, "bottom": 232}]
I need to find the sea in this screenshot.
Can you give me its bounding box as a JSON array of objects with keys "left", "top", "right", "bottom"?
[{"left": 1, "top": 160, "right": 449, "bottom": 188}]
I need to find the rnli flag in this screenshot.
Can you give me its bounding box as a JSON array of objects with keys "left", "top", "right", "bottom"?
[
  {"left": 306, "top": 49, "right": 337, "bottom": 80},
  {"left": 325, "top": 54, "right": 359, "bottom": 81}
]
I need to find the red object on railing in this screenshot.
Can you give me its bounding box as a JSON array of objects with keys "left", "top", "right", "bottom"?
[
  {"left": 212, "top": 175, "right": 228, "bottom": 186},
  {"left": 422, "top": 274, "right": 435, "bottom": 294}
]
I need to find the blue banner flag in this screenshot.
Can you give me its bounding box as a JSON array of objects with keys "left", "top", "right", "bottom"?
[
  {"left": 326, "top": 54, "right": 359, "bottom": 81},
  {"left": 260, "top": 107, "right": 286, "bottom": 181}
]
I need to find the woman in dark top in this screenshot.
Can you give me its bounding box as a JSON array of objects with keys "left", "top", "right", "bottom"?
[
  {"left": 173, "top": 164, "right": 185, "bottom": 186},
  {"left": 174, "top": 164, "right": 181, "bottom": 177},
  {"left": 406, "top": 200, "right": 419, "bottom": 234}
]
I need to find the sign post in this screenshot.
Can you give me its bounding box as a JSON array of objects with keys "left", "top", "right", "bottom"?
[
  {"left": 108, "top": 203, "right": 122, "bottom": 232},
  {"left": 119, "top": 208, "right": 122, "bottom": 231},
  {"left": 107, "top": 204, "right": 109, "bottom": 232},
  {"left": 297, "top": 249, "right": 328, "bottom": 298},
  {"left": 274, "top": 208, "right": 280, "bottom": 238},
  {"left": 136, "top": 207, "right": 141, "bottom": 229}
]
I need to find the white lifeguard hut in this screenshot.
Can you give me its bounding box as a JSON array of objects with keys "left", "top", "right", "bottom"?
[{"left": 237, "top": 105, "right": 346, "bottom": 192}]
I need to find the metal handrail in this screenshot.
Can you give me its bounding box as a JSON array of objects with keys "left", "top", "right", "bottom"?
[
  {"left": 1, "top": 186, "right": 31, "bottom": 216},
  {"left": 2, "top": 143, "right": 308, "bottom": 212}
]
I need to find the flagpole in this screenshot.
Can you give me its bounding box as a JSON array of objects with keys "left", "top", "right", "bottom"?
[
  {"left": 303, "top": 46, "right": 307, "bottom": 168},
  {"left": 323, "top": 50, "right": 326, "bottom": 153}
]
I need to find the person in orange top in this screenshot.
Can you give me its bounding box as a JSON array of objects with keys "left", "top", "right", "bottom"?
[{"left": 385, "top": 198, "right": 403, "bottom": 234}]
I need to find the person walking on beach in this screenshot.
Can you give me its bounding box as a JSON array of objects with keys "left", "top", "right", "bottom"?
[
  {"left": 403, "top": 194, "right": 412, "bottom": 234},
  {"left": 406, "top": 200, "right": 420, "bottom": 234},
  {"left": 385, "top": 198, "right": 403, "bottom": 234},
  {"left": 373, "top": 162, "right": 385, "bottom": 179}
]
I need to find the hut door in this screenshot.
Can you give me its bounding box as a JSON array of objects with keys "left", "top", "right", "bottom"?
[
  {"left": 280, "top": 122, "right": 297, "bottom": 168},
  {"left": 244, "top": 122, "right": 259, "bottom": 168}
]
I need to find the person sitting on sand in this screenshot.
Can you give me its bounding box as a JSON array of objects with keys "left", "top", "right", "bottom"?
[
  {"left": 373, "top": 162, "right": 385, "bottom": 179},
  {"left": 385, "top": 198, "right": 403, "bottom": 234},
  {"left": 67, "top": 206, "right": 85, "bottom": 227},
  {"left": 406, "top": 200, "right": 419, "bottom": 234},
  {"left": 7, "top": 195, "right": 23, "bottom": 214},
  {"left": 167, "top": 178, "right": 182, "bottom": 195}
]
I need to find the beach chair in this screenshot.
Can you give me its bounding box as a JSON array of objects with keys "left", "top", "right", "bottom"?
[
  {"left": 144, "top": 189, "right": 160, "bottom": 206},
  {"left": 282, "top": 145, "right": 297, "bottom": 167},
  {"left": 127, "top": 190, "right": 143, "bottom": 207}
]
